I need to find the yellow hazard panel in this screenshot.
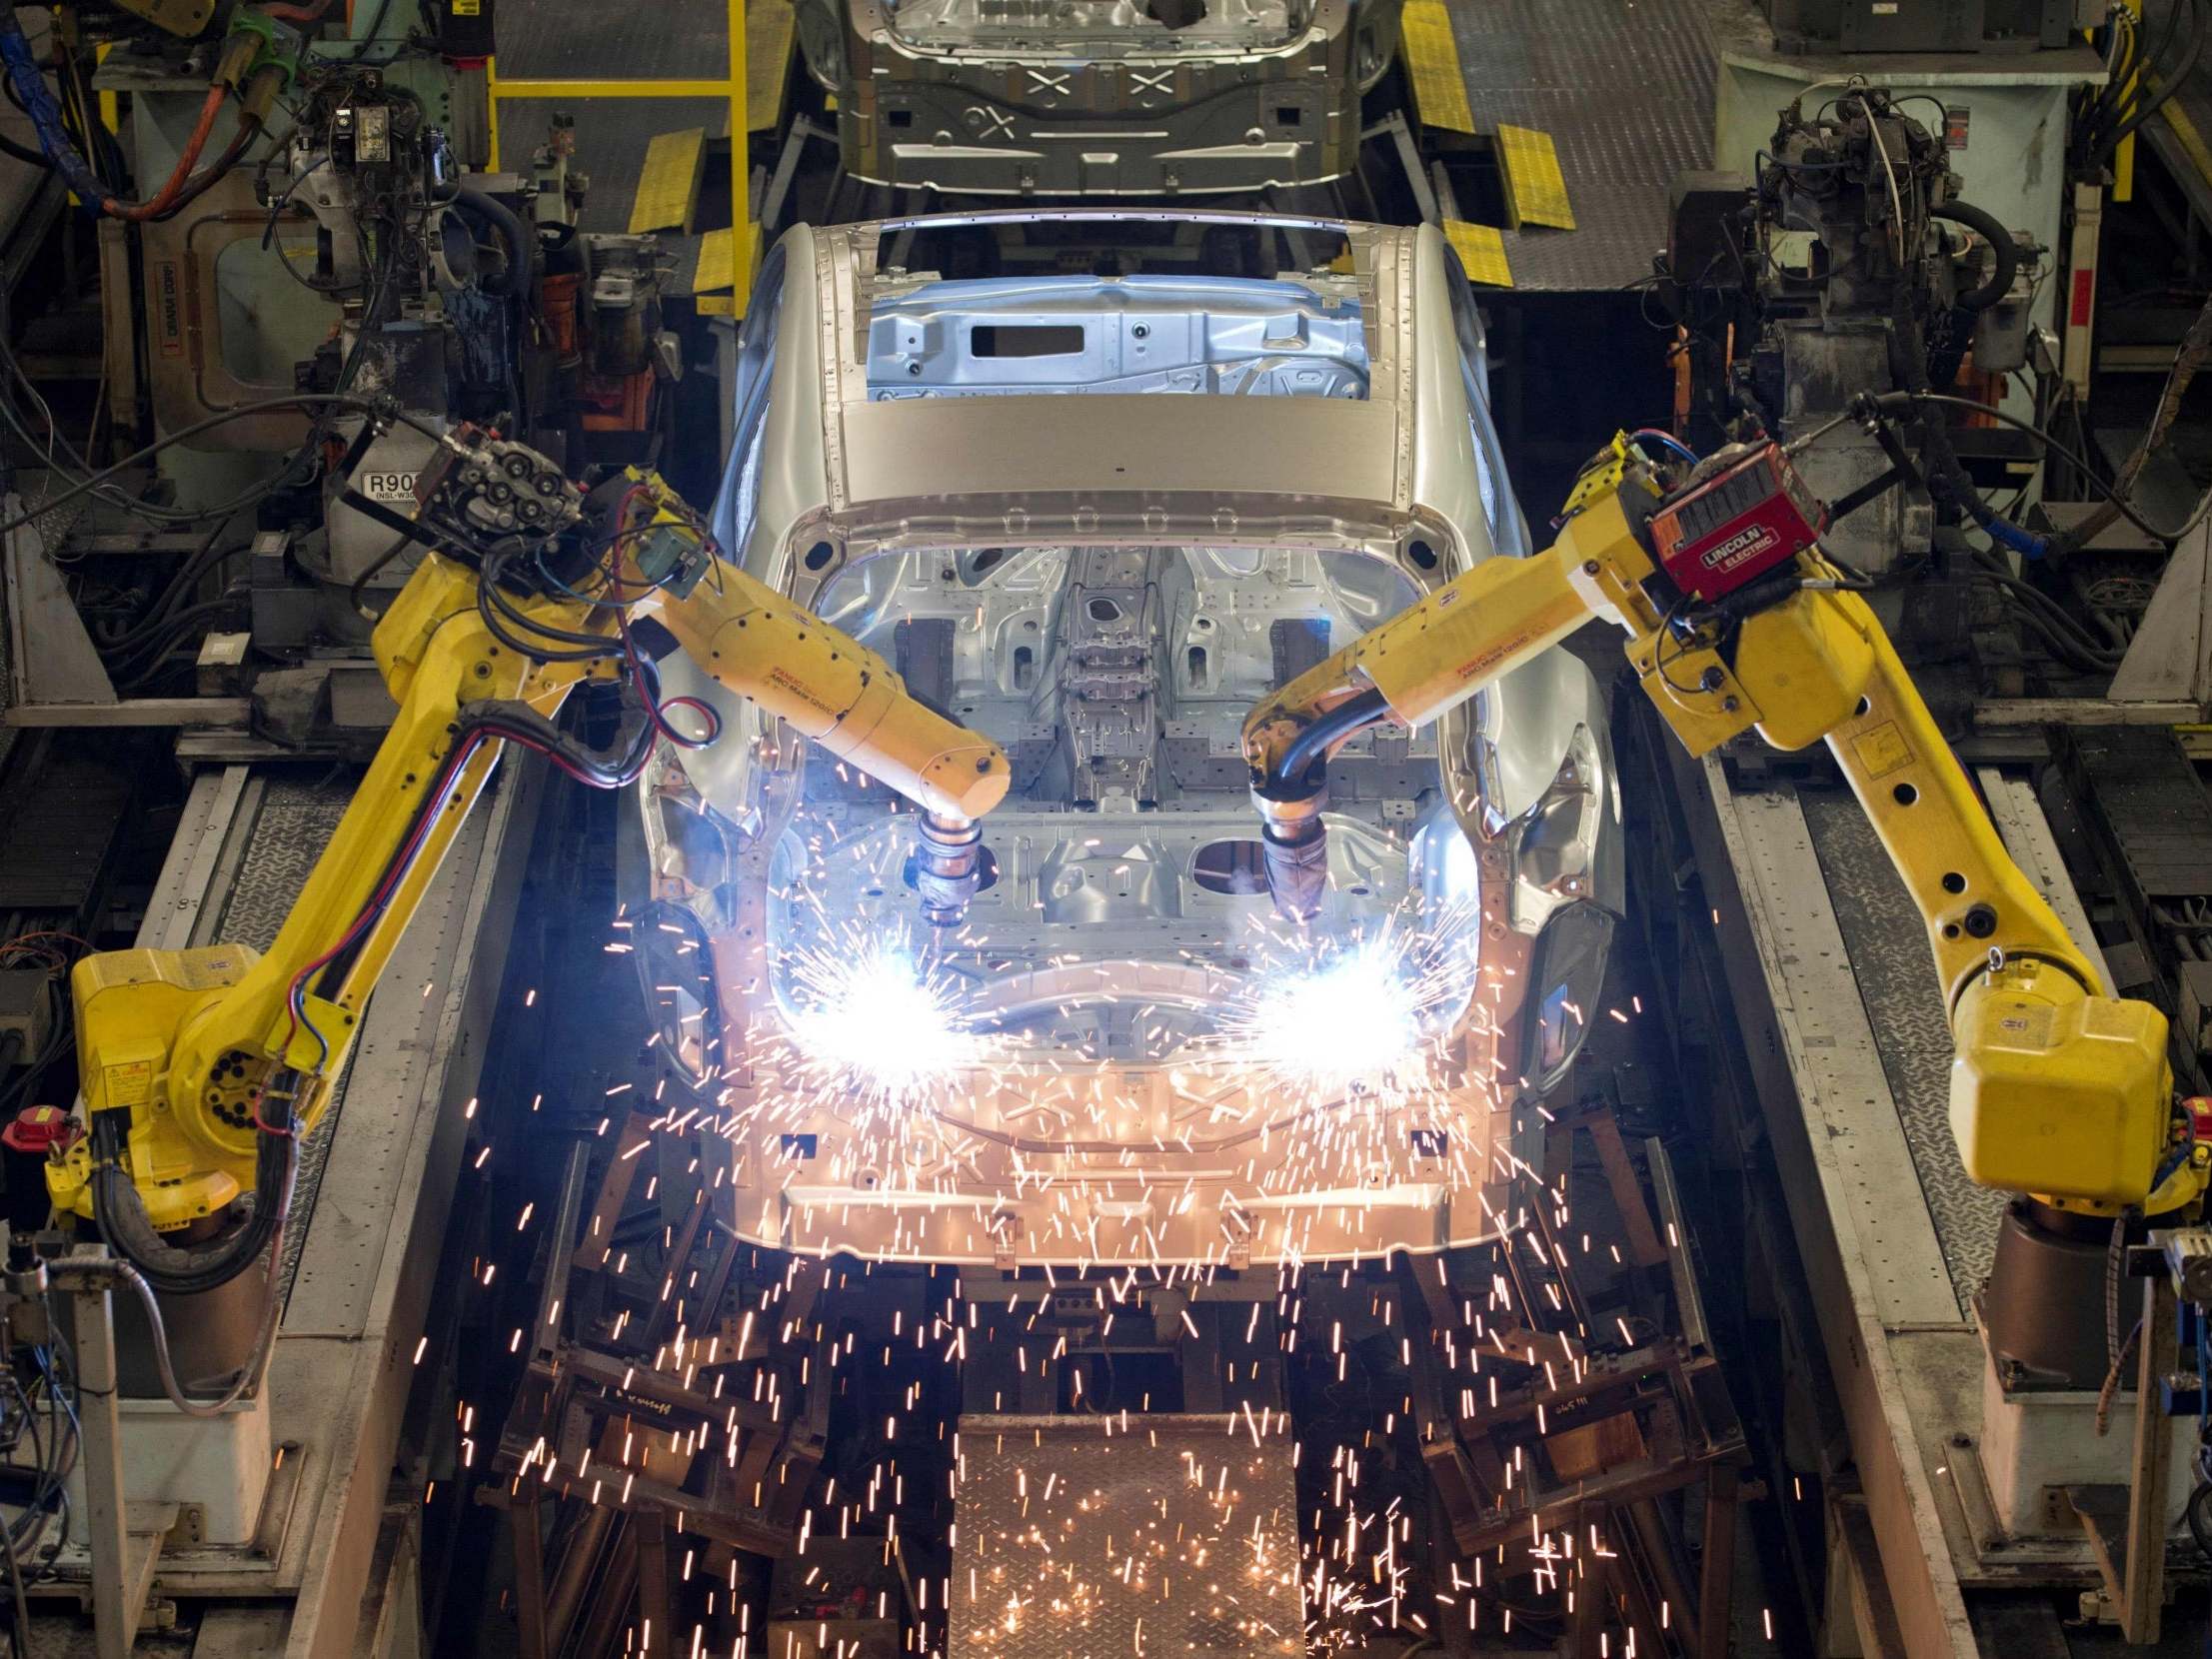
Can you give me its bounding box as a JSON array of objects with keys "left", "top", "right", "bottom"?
[
  {"left": 694, "top": 225, "right": 737, "bottom": 294},
  {"left": 630, "top": 128, "right": 707, "bottom": 237},
  {"left": 1400, "top": 1, "right": 1476, "bottom": 135},
  {"left": 1443, "top": 219, "right": 1511, "bottom": 289},
  {"left": 1495, "top": 123, "right": 1576, "bottom": 231},
  {"left": 749, "top": 0, "right": 797, "bottom": 134}
]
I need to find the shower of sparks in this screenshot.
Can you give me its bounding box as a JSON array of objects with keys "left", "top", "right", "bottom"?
[
  {"left": 1222, "top": 913, "right": 1473, "bottom": 1097},
  {"left": 470, "top": 817, "right": 1685, "bottom": 1659},
  {"left": 722, "top": 795, "right": 1524, "bottom": 1269},
  {"left": 781, "top": 921, "right": 983, "bottom": 1108}
]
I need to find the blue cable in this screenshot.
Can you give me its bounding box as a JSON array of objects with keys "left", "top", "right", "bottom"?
[
  {"left": 1981, "top": 512, "right": 2050, "bottom": 561},
  {"left": 0, "top": 13, "right": 109, "bottom": 214},
  {"left": 1631, "top": 428, "right": 1699, "bottom": 466}
]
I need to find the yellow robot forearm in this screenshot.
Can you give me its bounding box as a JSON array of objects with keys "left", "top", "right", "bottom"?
[
  {"left": 650, "top": 563, "right": 1009, "bottom": 824},
  {"left": 1239, "top": 535, "right": 1617, "bottom": 918}
]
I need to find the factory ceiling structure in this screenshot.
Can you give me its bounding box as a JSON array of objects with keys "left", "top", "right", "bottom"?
[{"left": 2, "top": 1, "right": 2212, "bottom": 1655}]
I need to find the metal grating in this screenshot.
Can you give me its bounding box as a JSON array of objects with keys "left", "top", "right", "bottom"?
[
  {"left": 1445, "top": 0, "right": 1715, "bottom": 289},
  {"left": 213, "top": 777, "right": 351, "bottom": 952},
  {"left": 493, "top": 1, "right": 732, "bottom": 84},
  {"left": 0, "top": 756, "right": 131, "bottom": 912},
  {"left": 214, "top": 778, "right": 357, "bottom": 1299},
  {"left": 951, "top": 1414, "right": 1303, "bottom": 1659},
  {"left": 1799, "top": 790, "right": 2001, "bottom": 1307},
  {"left": 2073, "top": 727, "right": 2212, "bottom": 900}
]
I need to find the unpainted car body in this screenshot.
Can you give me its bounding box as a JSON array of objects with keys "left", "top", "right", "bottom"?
[
  {"left": 634, "top": 212, "right": 1621, "bottom": 1268},
  {"left": 793, "top": 0, "right": 1405, "bottom": 195}
]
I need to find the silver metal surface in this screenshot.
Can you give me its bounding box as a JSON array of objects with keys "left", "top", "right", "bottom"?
[
  {"left": 950, "top": 1413, "right": 1302, "bottom": 1658},
  {"left": 783, "top": 541, "right": 1440, "bottom": 1056},
  {"left": 665, "top": 214, "right": 1624, "bottom": 1266},
  {"left": 1685, "top": 759, "right": 1978, "bottom": 1658},
  {"left": 2109, "top": 512, "right": 2212, "bottom": 709},
  {"left": 75, "top": 1281, "right": 133, "bottom": 1659},
  {"left": 800, "top": 0, "right": 1399, "bottom": 195},
  {"left": 4, "top": 497, "right": 117, "bottom": 711},
  {"left": 889, "top": 0, "right": 1302, "bottom": 50}
]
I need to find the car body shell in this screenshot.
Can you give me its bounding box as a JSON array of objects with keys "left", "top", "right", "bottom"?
[{"left": 634, "top": 212, "right": 1622, "bottom": 1268}]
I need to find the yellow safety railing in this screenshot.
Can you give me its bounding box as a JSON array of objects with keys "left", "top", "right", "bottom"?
[{"left": 484, "top": 0, "right": 752, "bottom": 315}]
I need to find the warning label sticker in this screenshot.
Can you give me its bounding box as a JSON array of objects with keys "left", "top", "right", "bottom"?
[
  {"left": 103, "top": 1060, "right": 154, "bottom": 1108},
  {"left": 1850, "top": 721, "right": 1914, "bottom": 781}
]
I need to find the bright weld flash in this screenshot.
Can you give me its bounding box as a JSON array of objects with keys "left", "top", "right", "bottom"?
[
  {"left": 788, "top": 937, "right": 972, "bottom": 1101},
  {"left": 1240, "top": 940, "right": 1423, "bottom": 1087}
]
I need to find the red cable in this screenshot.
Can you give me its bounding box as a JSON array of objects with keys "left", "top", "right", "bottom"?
[
  {"left": 104, "top": 83, "right": 227, "bottom": 223},
  {"left": 276, "top": 732, "right": 488, "bottom": 1076}
]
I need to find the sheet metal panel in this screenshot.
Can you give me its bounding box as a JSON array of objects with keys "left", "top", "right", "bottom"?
[
  {"left": 839, "top": 396, "right": 1401, "bottom": 514},
  {"left": 1684, "top": 763, "right": 1978, "bottom": 1659}
]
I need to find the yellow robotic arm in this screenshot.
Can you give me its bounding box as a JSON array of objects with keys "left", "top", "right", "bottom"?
[
  {"left": 1244, "top": 435, "right": 2198, "bottom": 1216},
  {"left": 52, "top": 428, "right": 1008, "bottom": 1293}
]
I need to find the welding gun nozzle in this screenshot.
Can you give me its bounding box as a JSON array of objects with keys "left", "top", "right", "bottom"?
[
  {"left": 914, "top": 812, "right": 985, "bottom": 928},
  {"left": 1253, "top": 792, "right": 1329, "bottom": 922}
]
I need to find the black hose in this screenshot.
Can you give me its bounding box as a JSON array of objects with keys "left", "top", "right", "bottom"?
[
  {"left": 89, "top": 1111, "right": 295, "bottom": 1296},
  {"left": 0, "top": 129, "right": 49, "bottom": 171},
  {"left": 1271, "top": 686, "right": 1392, "bottom": 792},
  {"left": 92, "top": 519, "right": 239, "bottom": 650},
  {"left": 1885, "top": 305, "right": 2050, "bottom": 559},
  {"left": 348, "top": 529, "right": 416, "bottom": 620},
  {"left": 452, "top": 184, "right": 530, "bottom": 296},
  {"left": 2188, "top": 1482, "right": 2212, "bottom": 1560},
  {"left": 1930, "top": 201, "right": 2017, "bottom": 312},
  {"left": 2100, "top": 0, "right": 2206, "bottom": 165}
]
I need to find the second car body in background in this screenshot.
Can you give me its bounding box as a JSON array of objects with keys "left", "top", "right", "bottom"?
[{"left": 793, "top": 0, "right": 1405, "bottom": 195}]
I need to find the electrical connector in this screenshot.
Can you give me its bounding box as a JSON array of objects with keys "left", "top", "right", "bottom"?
[
  {"left": 2161, "top": 1227, "right": 2212, "bottom": 1305},
  {"left": 221, "top": 9, "right": 304, "bottom": 99}
]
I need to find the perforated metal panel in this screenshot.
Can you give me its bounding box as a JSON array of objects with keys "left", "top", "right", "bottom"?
[{"left": 951, "top": 1414, "right": 1303, "bottom": 1659}]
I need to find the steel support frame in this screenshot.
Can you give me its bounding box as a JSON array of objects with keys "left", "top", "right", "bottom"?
[{"left": 1668, "top": 750, "right": 1983, "bottom": 1657}]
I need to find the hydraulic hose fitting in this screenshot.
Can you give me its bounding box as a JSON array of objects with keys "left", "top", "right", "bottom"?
[
  {"left": 914, "top": 812, "right": 984, "bottom": 928},
  {"left": 1253, "top": 787, "right": 1330, "bottom": 922}
]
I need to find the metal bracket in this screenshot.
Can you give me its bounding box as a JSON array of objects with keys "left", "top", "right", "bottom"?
[{"left": 4, "top": 494, "right": 119, "bottom": 711}]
